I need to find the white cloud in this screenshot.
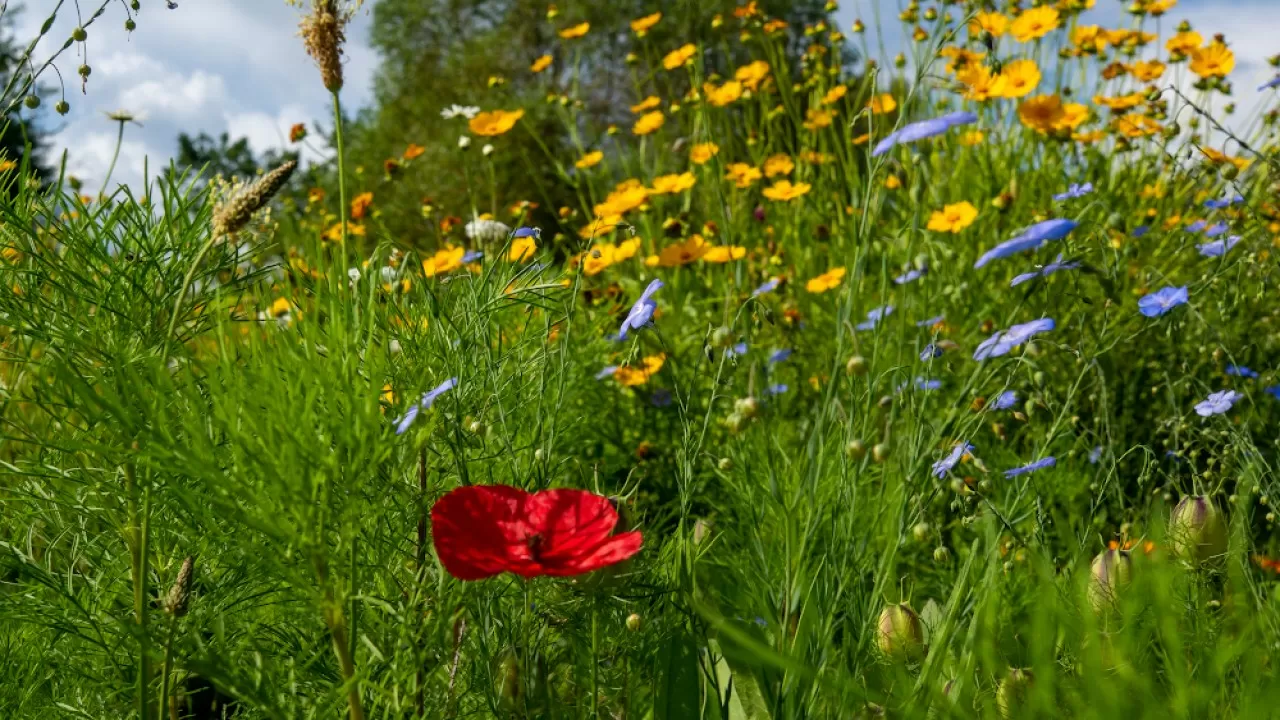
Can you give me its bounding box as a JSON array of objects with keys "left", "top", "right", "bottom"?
[
  {"left": 225, "top": 104, "right": 327, "bottom": 164},
  {"left": 118, "top": 70, "right": 229, "bottom": 120}
]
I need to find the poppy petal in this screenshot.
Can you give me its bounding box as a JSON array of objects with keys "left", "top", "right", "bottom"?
[{"left": 431, "top": 485, "right": 531, "bottom": 581}]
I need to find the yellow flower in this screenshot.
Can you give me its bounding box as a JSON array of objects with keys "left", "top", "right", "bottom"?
[
  {"left": 852, "top": 133, "right": 870, "bottom": 145},
  {"left": 615, "top": 353, "right": 665, "bottom": 386},
  {"left": 690, "top": 142, "right": 720, "bottom": 164},
  {"left": 800, "top": 150, "right": 831, "bottom": 164},
  {"left": 927, "top": 201, "right": 978, "bottom": 233},
  {"left": 646, "top": 235, "right": 709, "bottom": 267},
  {"left": 884, "top": 175, "right": 902, "bottom": 190},
  {"left": 1130, "top": 59, "right": 1165, "bottom": 82},
  {"left": 270, "top": 297, "right": 292, "bottom": 318},
  {"left": 763, "top": 154, "right": 794, "bottom": 177},
  {"left": 961, "top": 130, "right": 985, "bottom": 146},
  {"left": 805, "top": 267, "right": 846, "bottom": 293},
  {"left": 594, "top": 179, "right": 649, "bottom": 216},
  {"left": 350, "top": 191, "right": 374, "bottom": 220},
  {"left": 558, "top": 22, "right": 589, "bottom": 39},
  {"left": 1010, "top": 6, "right": 1058, "bottom": 43},
  {"left": 575, "top": 150, "right": 604, "bottom": 169},
  {"left": 649, "top": 172, "right": 697, "bottom": 195},
  {"left": 707, "top": 80, "right": 743, "bottom": 107},
  {"left": 0, "top": 159, "right": 16, "bottom": 173},
  {"left": 1056, "top": 103, "right": 1090, "bottom": 131},
  {"left": 663, "top": 44, "right": 697, "bottom": 70},
  {"left": 970, "top": 11, "right": 1009, "bottom": 37},
  {"left": 324, "top": 222, "right": 366, "bottom": 241},
  {"left": 1094, "top": 93, "right": 1144, "bottom": 111},
  {"left": 633, "top": 111, "right": 665, "bottom": 135},
  {"left": 423, "top": 247, "right": 466, "bottom": 277},
  {"left": 957, "top": 64, "right": 1001, "bottom": 101},
  {"left": 308, "top": 187, "right": 325, "bottom": 203},
  {"left": 724, "top": 163, "right": 763, "bottom": 188},
  {"left": 822, "top": 85, "right": 848, "bottom": 105},
  {"left": 941, "top": 46, "right": 986, "bottom": 74},
  {"left": 1165, "top": 30, "right": 1202, "bottom": 57},
  {"left": 1113, "top": 114, "right": 1160, "bottom": 138},
  {"left": 867, "top": 93, "right": 897, "bottom": 114},
  {"left": 509, "top": 236, "right": 537, "bottom": 262},
  {"left": 630, "top": 12, "right": 661, "bottom": 36},
  {"left": 531, "top": 54, "right": 553, "bottom": 73},
  {"left": 1071, "top": 25, "right": 1108, "bottom": 53},
  {"left": 1198, "top": 146, "right": 1251, "bottom": 171},
  {"left": 403, "top": 143, "right": 426, "bottom": 160},
  {"left": 993, "top": 59, "right": 1040, "bottom": 98},
  {"left": 581, "top": 238, "right": 641, "bottom": 275},
  {"left": 1190, "top": 42, "right": 1234, "bottom": 78},
  {"left": 469, "top": 109, "right": 525, "bottom": 136},
  {"left": 735, "top": 60, "right": 771, "bottom": 90},
  {"left": 762, "top": 179, "right": 811, "bottom": 201},
  {"left": 803, "top": 108, "right": 834, "bottom": 131},
  {"left": 1018, "top": 94, "right": 1065, "bottom": 133},
  {"left": 630, "top": 96, "right": 661, "bottom": 113},
  {"left": 702, "top": 245, "right": 746, "bottom": 263}
]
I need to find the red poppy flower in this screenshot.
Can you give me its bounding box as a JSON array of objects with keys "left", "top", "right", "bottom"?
[{"left": 430, "top": 485, "right": 643, "bottom": 581}]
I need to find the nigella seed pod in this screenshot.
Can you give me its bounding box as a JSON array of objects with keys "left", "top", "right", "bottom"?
[
  {"left": 876, "top": 603, "right": 925, "bottom": 661},
  {"left": 163, "top": 556, "right": 195, "bottom": 618},
  {"left": 872, "top": 443, "right": 890, "bottom": 463},
  {"left": 933, "top": 546, "right": 951, "bottom": 563},
  {"left": 846, "top": 439, "right": 867, "bottom": 460},
  {"left": 995, "top": 668, "right": 1033, "bottom": 718},
  {"left": 1169, "top": 495, "right": 1227, "bottom": 563},
  {"left": 1088, "top": 548, "right": 1133, "bottom": 612},
  {"left": 912, "top": 522, "right": 930, "bottom": 542},
  {"left": 845, "top": 355, "right": 869, "bottom": 376},
  {"left": 626, "top": 613, "right": 642, "bottom": 632}
]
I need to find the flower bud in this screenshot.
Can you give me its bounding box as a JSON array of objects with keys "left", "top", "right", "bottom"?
[
  {"left": 933, "top": 546, "right": 951, "bottom": 563},
  {"left": 23, "top": 94, "right": 39, "bottom": 109},
  {"left": 846, "top": 439, "right": 867, "bottom": 459},
  {"left": 626, "top": 613, "right": 643, "bottom": 631},
  {"left": 55, "top": 100, "right": 69, "bottom": 115},
  {"left": 872, "top": 442, "right": 890, "bottom": 463},
  {"left": 734, "top": 397, "right": 760, "bottom": 419},
  {"left": 1087, "top": 548, "right": 1133, "bottom": 611},
  {"left": 1169, "top": 495, "right": 1227, "bottom": 563},
  {"left": 995, "top": 668, "right": 1033, "bottom": 718},
  {"left": 717, "top": 457, "right": 733, "bottom": 471},
  {"left": 72, "top": 27, "right": 88, "bottom": 41},
  {"left": 876, "top": 603, "right": 925, "bottom": 661},
  {"left": 912, "top": 522, "right": 930, "bottom": 542},
  {"left": 845, "top": 355, "right": 868, "bottom": 375},
  {"left": 710, "top": 326, "right": 733, "bottom": 348}
]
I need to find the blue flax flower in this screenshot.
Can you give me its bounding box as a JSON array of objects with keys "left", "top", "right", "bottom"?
[
  {"left": 974, "top": 318, "right": 1056, "bottom": 360},
  {"left": 974, "top": 219, "right": 1077, "bottom": 269},
  {"left": 1137, "top": 286, "right": 1188, "bottom": 318},
  {"left": 619, "top": 279, "right": 663, "bottom": 339},
  {"left": 752, "top": 277, "right": 780, "bottom": 297},
  {"left": 1204, "top": 195, "right": 1243, "bottom": 209},
  {"left": 1198, "top": 235, "right": 1240, "bottom": 257},
  {"left": 1267, "top": 386, "right": 1280, "bottom": 400},
  {"left": 595, "top": 366, "right": 618, "bottom": 380},
  {"left": 1053, "top": 183, "right": 1093, "bottom": 201},
  {"left": 1195, "top": 389, "right": 1241, "bottom": 417},
  {"left": 461, "top": 250, "right": 484, "bottom": 263},
  {"left": 1204, "top": 222, "right": 1229, "bottom": 238},
  {"left": 1088, "top": 446, "right": 1103, "bottom": 464},
  {"left": 895, "top": 267, "right": 926, "bottom": 285},
  {"left": 1132, "top": 225, "right": 1150, "bottom": 238},
  {"left": 1185, "top": 220, "right": 1207, "bottom": 233},
  {"left": 1004, "top": 456, "right": 1055, "bottom": 478},
  {"left": 1260, "top": 76, "right": 1280, "bottom": 91},
  {"left": 872, "top": 111, "right": 977, "bottom": 157},
  {"left": 727, "top": 342, "right": 748, "bottom": 357},
  {"left": 932, "top": 442, "right": 973, "bottom": 479},
  {"left": 856, "top": 305, "right": 894, "bottom": 331},
  {"left": 1226, "top": 364, "right": 1258, "bottom": 378},
  {"left": 1010, "top": 253, "right": 1081, "bottom": 287},
  {"left": 992, "top": 391, "right": 1018, "bottom": 410},
  {"left": 917, "top": 314, "right": 945, "bottom": 328},
  {"left": 513, "top": 226, "right": 541, "bottom": 239},
  {"left": 394, "top": 377, "right": 459, "bottom": 435},
  {"left": 766, "top": 383, "right": 789, "bottom": 395},
  {"left": 920, "top": 344, "right": 942, "bottom": 361},
  {"left": 768, "top": 348, "right": 793, "bottom": 364}
]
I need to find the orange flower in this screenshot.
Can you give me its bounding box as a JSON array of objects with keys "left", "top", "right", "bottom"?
[
  {"left": 993, "top": 59, "right": 1040, "bottom": 98},
  {"left": 867, "top": 93, "right": 897, "bottom": 114},
  {"left": 469, "top": 109, "right": 525, "bottom": 136},
  {"left": 615, "top": 353, "right": 665, "bottom": 386},
  {"left": 702, "top": 245, "right": 746, "bottom": 263},
  {"left": 575, "top": 150, "right": 604, "bottom": 169},
  {"left": 403, "top": 143, "right": 426, "bottom": 160},
  {"left": 558, "top": 22, "right": 589, "bottom": 39},
  {"left": 581, "top": 238, "right": 641, "bottom": 275},
  {"left": 630, "top": 96, "right": 661, "bottom": 113},
  {"left": 706, "top": 80, "right": 743, "bottom": 107},
  {"left": 509, "top": 236, "right": 537, "bottom": 262},
  {"left": 805, "top": 267, "right": 846, "bottom": 293},
  {"left": 646, "top": 235, "right": 709, "bottom": 267},
  {"left": 689, "top": 142, "right": 719, "bottom": 164},
  {"left": 663, "top": 44, "right": 697, "bottom": 70},
  {"left": 423, "top": 247, "right": 466, "bottom": 277},
  {"left": 1130, "top": 59, "right": 1165, "bottom": 82},
  {"left": 630, "top": 12, "right": 661, "bottom": 36},
  {"left": 350, "top": 191, "right": 374, "bottom": 220},
  {"left": 724, "top": 163, "right": 763, "bottom": 188},
  {"left": 803, "top": 108, "right": 834, "bottom": 131},
  {"left": 763, "top": 154, "right": 794, "bottom": 177},
  {"left": 633, "top": 111, "right": 665, "bottom": 135},
  {"left": 822, "top": 85, "right": 848, "bottom": 105},
  {"left": 1010, "top": 6, "right": 1058, "bottom": 43},
  {"left": 734, "top": 60, "right": 771, "bottom": 90},
  {"left": 970, "top": 11, "right": 1009, "bottom": 37},
  {"left": 649, "top": 172, "right": 697, "bottom": 195},
  {"left": 1190, "top": 42, "right": 1234, "bottom": 78},
  {"left": 531, "top": 54, "right": 553, "bottom": 73}
]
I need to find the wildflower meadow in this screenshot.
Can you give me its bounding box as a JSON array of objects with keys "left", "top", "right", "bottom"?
[{"left": 4, "top": 0, "right": 1280, "bottom": 717}]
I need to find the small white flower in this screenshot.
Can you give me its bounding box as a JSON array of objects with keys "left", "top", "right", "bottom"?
[
  {"left": 441, "top": 104, "right": 480, "bottom": 120},
  {"left": 380, "top": 266, "right": 399, "bottom": 284},
  {"left": 389, "top": 339, "right": 402, "bottom": 355},
  {"left": 465, "top": 218, "right": 512, "bottom": 243},
  {"left": 347, "top": 267, "right": 362, "bottom": 284},
  {"left": 458, "top": 135, "right": 472, "bottom": 149},
  {"left": 482, "top": 144, "right": 495, "bottom": 156}
]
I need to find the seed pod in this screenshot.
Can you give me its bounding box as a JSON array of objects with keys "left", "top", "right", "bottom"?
[
  {"left": 710, "top": 326, "right": 733, "bottom": 348},
  {"left": 845, "top": 355, "right": 868, "bottom": 376},
  {"left": 912, "top": 522, "right": 930, "bottom": 542},
  {"left": 1168, "top": 495, "right": 1227, "bottom": 563},
  {"left": 995, "top": 668, "right": 1033, "bottom": 718},
  {"left": 1087, "top": 548, "right": 1133, "bottom": 612},
  {"left": 876, "top": 603, "right": 925, "bottom": 661},
  {"left": 872, "top": 443, "right": 890, "bottom": 463},
  {"left": 163, "top": 556, "right": 195, "bottom": 618},
  {"left": 626, "top": 613, "right": 642, "bottom": 632},
  {"left": 717, "top": 457, "right": 733, "bottom": 471},
  {"left": 933, "top": 546, "right": 951, "bottom": 563},
  {"left": 211, "top": 159, "right": 297, "bottom": 239},
  {"left": 734, "top": 397, "right": 760, "bottom": 419},
  {"left": 846, "top": 439, "right": 867, "bottom": 460}
]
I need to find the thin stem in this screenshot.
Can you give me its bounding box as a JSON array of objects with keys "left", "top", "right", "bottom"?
[
  {"left": 126, "top": 466, "right": 152, "bottom": 720},
  {"left": 158, "top": 614, "right": 177, "bottom": 720},
  {"left": 332, "top": 91, "right": 348, "bottom": 265},
  {"left": 590, "top": 602, "right": 599, "bottom": 719},
  {"left": 416, "top": 449, "right": 427, "bottom": 719},
  {"left": 99, "top": 119, "right": 125, "bottom": 200}
]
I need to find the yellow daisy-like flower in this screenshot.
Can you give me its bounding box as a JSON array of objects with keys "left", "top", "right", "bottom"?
[
  {"left": 531, "top": 55, "right": 553, "bottom": 73},
  {"left": 734, "top": 60, "right": 771, "bottom": 90},
  {"left": 469, "top": 109, "right": 525, "bottom": 137},
  {"left": 702, "top": 245, "right": 746, "bottom": 263},
  {"left": 706, "top": 80, "right": 743, "bottom": 107},
  {"left": 575, "top": 150, "right": 604, "bottom": 169},
  {"left": 993, "top": 59, "right": 1040, "bottom": 98},
  {"left": 970, "top": 11, "right": 1009, "bottom": 37},
  {"left": 594, "top": 179, "right": 649, "bottom": 217},
  {"left": 1130, "top": 60, "right": 1165, "bottom": 81},
  {"left": 615, "top": 353, "right": 665, "bottom": 386},
  {"left": 1094, "top": 93, "right": 1145, "bottom": 112},
  {"left": 689, "top": 142, "right": 720, "bottom": 165},
  {"left": 509, "top": 236, "right": 537, "bottom": 262},
  {"left": 423, "top": 247, "right": 466, "bottom": 277},
  {"left": 1017, "top": 94, "right": 1065, "bottom": 133},
  {"left": 581, "top": 238, "right": 641, "bottom": 275},
  {"left": 927, "top": 201, "right": 978, "bottom": 233},
  {"left": 806, "top": 267, "right": 846, "bottom": 293},
  {"left": 646, "top": 235, "right": 709, "bottom": 267},
  {"left": 1165, "top": 30, "right": 1202, "bottom": 57},
  {"left": 762, "top": 180, "right": 812, "bottom": 202},
  {"left": 649, "top": 172, "right": 697, "bottom": 195},
  {"left": 961, "top": 131, "right": 985, "bottom": 146},
  {"left": 822, "top": 85, "right": 848, "bottom": 105},
  {"left": 1190, "top": 42, "right": 1234, "bottom": 78},
  {"left": 633, "top": 111, "right": 665, "bottom": 136},
  {"left": 884, "top": 175, "right": 902, "bottom": 190},
  {"left": 957, "top": 64, "right": 1001, "bottom": 101},
  {"left": 663, "top": 44, "right": 697, "bottom": 70},
  {"left": 724, "top": 163, "right": 763, "bottom": 188},
  {"left": 803, "top": 108, "right": 834, "bottom": 131},
  {"left": 402, "top": 144, "right": 426, "bottom": 160},
  {"left": 1113, "top": 114, "right": 1161, "bottom": 138},
  {"left": 630, "top": 96, "right": 661, "bottom": 113},
  {"left": 763, "top": 154, "right": 794, "bottom": 178},
  {"left": 867, "top": 93, "right": 897, "bottom": 114},
  {"left": 558, "top": 22, "right": 589, "bottom": 39},
  {"left": 1056, "top": 103, "right": 1090, "bottom": 132},
  {"left": 630, "top": 12, "right": 661, "bottom": 36},
  {"left": 1010, "top": 6, "right": 1058, "bottom": 43}
]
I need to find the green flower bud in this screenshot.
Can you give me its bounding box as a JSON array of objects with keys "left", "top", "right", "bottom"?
[
  {"left": 23, "top": 94, "right": 39, "bottom": 109},
  {"left": 55, "top": 100, "right": 69, "bottom": 115},
  {"left": 734, "top": 397, "right": 760, "bottom": 419},
  {"left": 872, "top": 442, "right": 890, "bottom": 463},
  {"left": 912, "top": 522, "right": 930, "bottom": 542},
  {"left": 710, "top": 326, "right": 733, "bottom": 348},
  {"left": 846, "top": 439, "right": 867, "bottom": 459},
  {"left": 72, "top": 27, "right": 87, "bottom": 41},
  {"left": 125, "top": 19, "right": 136, "bottom": 31},
  {"left": 845, "top": 354, "right": 869, "bottom": 375},
  {"left": 876, "top": 603, "right": 925, "bottom": 661},
  {"left": 78, "top": 64, "right": 91, "bottom": 78},
  {"left": 933, "top": 546, "right": 951, "bottom": 563},
  {"left": 717, "top": 457, "right": 733, "bottom": 471},
  {"left": 1088, "top": 548, "right": 1133, "bottom": 612},
  {"left": 626, "top": 613, "right": 643, "bottom": 631},
  {"left": 1169, "top": 495, "right": 1227, "bottom": 563}
]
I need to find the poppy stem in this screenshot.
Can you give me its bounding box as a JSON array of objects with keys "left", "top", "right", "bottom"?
[
  {"left": 591, "top": 602, "right": 600, "bottom": 718},
  {"left": 416, "top": 448, "right": 428, "bottom": 719}
]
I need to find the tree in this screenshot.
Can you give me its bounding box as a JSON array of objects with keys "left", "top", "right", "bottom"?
[
  {"left": 0, "top": 17, "right": 53, "bottom": 189},
  {"left": 176, "top": 131, "right": 300, "bottom": 186}
]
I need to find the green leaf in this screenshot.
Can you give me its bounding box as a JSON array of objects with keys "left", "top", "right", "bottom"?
[{"left": 655, "top": 627, "right": 701, "bottom": 720}]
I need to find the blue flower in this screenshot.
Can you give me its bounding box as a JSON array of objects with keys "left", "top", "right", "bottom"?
[
  {"left": 920, "top": 344, "right": 942, "bottom": 360},
  {"left": 1185, "top": 220, "right": 1207, "bottom": 233},
  {"left": 768, "top": 348, "right": 793, "bottom": 364},
  {"left": 1137, "top": 286, "right": 1188, "bottom": 318},
  {"left": 619, "top": 279, "right": 663, "bottom": 339},
  {"left": 727, "top": 342, "right": 748, "bottom": 357},
  {"left": 595, "top": 365, "right": 618, "bottom": 380},
  {"left": 895, "top": 267, "right": 926, "bottom": 285},
  {"left": 752, "top": 278, "right": 780, "bottom": 297},
  {"left": 1197, "top": 235, "right": 1240, "bottom": 258},
  {"left": 872, "top": 111, "right": 978, "bottom": 157},
  {"left": 856, "top": 305, "right": 894, "bottom": 331},
  {"left": 461, "top": 250, "right": 484, "bottom": 263},
  {"left": 1053, "top": 183, "right": 1093, "bottom": 201},
  {"left": 1004, "top": 456, "right": 1055, "bottom": 478},
  {"left": 974, "top": 318, "right": 1056, "bottom": 360},
  {"left": 513, "top": 226, "right": 542, "bottom": 239},
  {"left": 1226, "top": 364, "right": 1258, "bottom": 378},
  {"left": 1010, "top": 253, "right": 1081, "bottom": 287},
  {"left": 1267, "top": 386, "right": 1280, "bottom": 400},
  {"left": 1204, "top": 195, "right": 1243, "bottom": 209},
  {"left": 1088, "top": 446, "right": 1103, "bottom": 464},
  {"left": 1132, "top": 225, "right": 1150, "bottom": 238},
  {"left": 917, "top": 314, "right": 945, "bottom": 328},
  {"left": 932, "top": 442, "right": 973, "bottom": 478},
  {"left": 992, "top": 390, "right": 1017, "bottom": 410},
  {"left": 394, "top": 377, "right": 459, "bottom": 435},
  {"left": 1204, "top": 222, "right": 1229, "bottom": 238},
  {"left": 1260, "top": 76, "right": 1280, "bottom": 91},
  {"left": 916, "top": 377, "right": 942, "bottom": 391},
  {"left": 974, "top": 219, "right": 1077, "bottom": 269},
  {"left": 766, "top": 383, "right": 789, "bottom": 395},
  {"left": 1195, "top": 389, "right": 1241, "bottom": 417}
]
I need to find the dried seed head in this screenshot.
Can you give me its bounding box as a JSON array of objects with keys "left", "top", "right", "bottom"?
[
  {"left": 163, "top": 556, "right": 195, "bottom": 618},
  {"left": 211, "top": 160, "right": 297, "bottom": 240},
  {"left": 301, "top": 0, "right": 348, "bottom": 92}
]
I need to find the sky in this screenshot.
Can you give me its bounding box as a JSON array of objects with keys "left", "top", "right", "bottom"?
[{"left": 7, "top": 1, "right": 1276, "bottom": 193}]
